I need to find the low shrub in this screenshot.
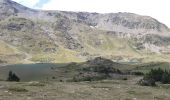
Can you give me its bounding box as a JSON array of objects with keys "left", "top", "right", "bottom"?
[
  {"left": 8, "top": 87, "right": 28, "bottom": 92},
  {"left": 72, "top": 72, "right": 107, "bottom": 82},
  {"left": 131, "top": 71, "right": 144, "bottom": 76},
  {"left": 138, "top": 68, "right": 170, "bottom": 86},
  {"left": 138, "top": 78, "right": 156, "bottom": 86},
  {"left": 28, "top": 82, "right": 45, "bottom": 87}
]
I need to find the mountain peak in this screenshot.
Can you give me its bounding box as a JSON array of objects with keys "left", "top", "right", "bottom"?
[{"left": 0, "top": 0, "right": 38, "bottom": 20}]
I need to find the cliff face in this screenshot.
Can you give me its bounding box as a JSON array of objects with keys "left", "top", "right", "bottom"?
[{"left": 0, "top": 0, "right": 170, "bottom": 64}]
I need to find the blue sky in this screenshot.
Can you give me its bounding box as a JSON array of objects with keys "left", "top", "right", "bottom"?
[
  {"left": 34, "top": 0, "right": 50, "bottom": 8},
  {"left": 12, "top": 0, "right": 170, "bottom": 27},
  {"left": 12, "top": 0, "right": 50, "bottom": 9}
]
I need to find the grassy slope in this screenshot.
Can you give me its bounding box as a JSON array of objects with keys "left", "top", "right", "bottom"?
[
  {"left": 0, "top": 40, "right": 24, "bottom": 63},
  {"left": 1, "top": 78, "right": 170, "bottom": 100},
  {"left": 0, "top": 41, "right": 16, "bottom": 55},
  {"left": 31, "top": 47, "right": 84, "bottom": 63}
]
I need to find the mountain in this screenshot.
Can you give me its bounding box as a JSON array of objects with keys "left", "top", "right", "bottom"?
[{"left": 0, "top": 0, "right": 170, "bottom": 64}]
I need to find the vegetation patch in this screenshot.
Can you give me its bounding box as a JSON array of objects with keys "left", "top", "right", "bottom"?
[
  {"left": 154, "top": 96, "right": 165, "bottom": 100},
  {"left": 8, "top": 86, "right": 28, "bottom": 92},
  {"left": 127, "top": 90, "right": 137, "bottom": 95},
  {"left": 138, "top": 68, "right": 170, "bottom": 86},
  {"left": 27, "top": 82, "right": 45, "bottom": 87},
  {"left": 130, "top": 71, "right": 144, "bottom": 76},
  {"left": 72, "top": 72, "right": 107, "bottom": 82}
]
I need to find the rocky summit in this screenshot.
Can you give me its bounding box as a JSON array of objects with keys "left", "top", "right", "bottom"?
[{"left": 0, "top": 0, "right": 170, "bottom": 64}]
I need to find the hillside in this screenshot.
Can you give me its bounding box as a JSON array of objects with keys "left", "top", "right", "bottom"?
[{"left": 0, "top": 0, "right": 170, "bottom": 64}]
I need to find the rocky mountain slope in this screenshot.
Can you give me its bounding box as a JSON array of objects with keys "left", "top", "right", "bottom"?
[{"left": 0, "top": 0, "right": 170, "bottom": 64}]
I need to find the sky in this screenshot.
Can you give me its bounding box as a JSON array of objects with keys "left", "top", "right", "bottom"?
[{"left": 12, "top": 0, "right": 170, "bottom": 28}]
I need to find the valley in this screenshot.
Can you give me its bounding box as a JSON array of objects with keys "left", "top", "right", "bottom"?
[
  {"left": 0, "top": 0, "right": 170, "bottom": 100},
  {"left": 0, "top": 60, "right": 170, "bottom": 100},
  {"left": 0, "top": 0, "right": 170, "bottom": 64}
]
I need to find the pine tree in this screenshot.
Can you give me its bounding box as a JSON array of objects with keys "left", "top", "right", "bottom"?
[{"left": 7, "top": 71, "right": 20, "bottom": 82}]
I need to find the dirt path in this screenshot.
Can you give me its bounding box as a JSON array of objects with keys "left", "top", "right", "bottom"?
[{"left": 22, "top": 52, "right": 33, "bottom": 63}]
